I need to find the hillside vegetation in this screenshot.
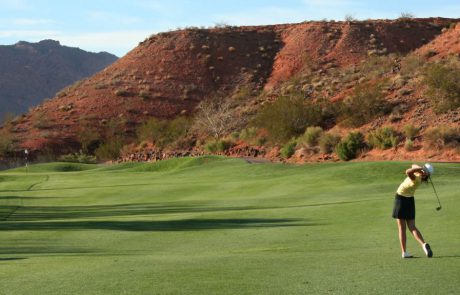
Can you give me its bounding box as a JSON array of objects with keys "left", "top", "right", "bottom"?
[{"left": 1, "top": 18, "right": 460, "bottom": 163}]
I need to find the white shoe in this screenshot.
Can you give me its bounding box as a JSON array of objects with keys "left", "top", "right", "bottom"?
[
  {"left": 423, "top": 243, "right": 433, "bottom": 258},
  {"left": 402, "top": 252, "right": 413, "bottom": 258}
]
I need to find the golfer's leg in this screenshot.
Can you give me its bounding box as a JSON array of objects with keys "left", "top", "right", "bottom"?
[
  {"left": 397, "top": 219, "right": 407, "bottom": 253},
  {"left": 407, "top": 219, "right": 425, "bottom": 246}
]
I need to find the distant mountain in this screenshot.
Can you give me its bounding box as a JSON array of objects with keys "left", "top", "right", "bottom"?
[{"left": 0, "top": 39, "right": 117, "bottom": 120}]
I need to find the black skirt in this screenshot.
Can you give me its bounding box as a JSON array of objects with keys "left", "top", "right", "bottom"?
[{"left": 392, "top": 194, "right": 415, "bottom": 220}]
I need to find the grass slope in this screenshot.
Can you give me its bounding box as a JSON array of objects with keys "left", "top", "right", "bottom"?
[{"left": 0, "top": 157, "right": 459, "bottom": 295}]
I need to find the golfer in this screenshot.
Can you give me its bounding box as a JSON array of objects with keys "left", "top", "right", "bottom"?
[{"left": 393, "top": 164, "right": 433, "bottom": 258}]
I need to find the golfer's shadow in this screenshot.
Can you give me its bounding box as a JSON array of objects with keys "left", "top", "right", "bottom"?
[
  {"left": 432, "top": 255, "right": 460, "bottom": 259},
  {"left": 406, "top": 255, "right": 460, "bottom": 259},
  {"left": 0, "top": 257, "right": 27, "bottom": 261}
]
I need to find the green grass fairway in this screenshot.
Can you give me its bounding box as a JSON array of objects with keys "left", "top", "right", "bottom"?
[{"left": 0, "top": 157, "right": 459, "bottom": 294}]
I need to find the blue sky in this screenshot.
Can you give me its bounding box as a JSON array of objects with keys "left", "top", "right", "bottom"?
[{"left": 0, "top": 0, "right": 459, "bottom": 57}]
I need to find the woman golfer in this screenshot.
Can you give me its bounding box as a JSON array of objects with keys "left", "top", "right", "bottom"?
[{"left": 393, "top": 164, "right": 433, "bottom": 258}]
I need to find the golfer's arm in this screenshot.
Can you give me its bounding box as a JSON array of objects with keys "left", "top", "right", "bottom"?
[{"left": 405, "top": 167, "right": 423, "bottom": 180}]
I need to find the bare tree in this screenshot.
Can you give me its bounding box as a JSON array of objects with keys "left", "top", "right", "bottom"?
[
  {"left": 344, "top": 14, "right": 356, "bottom": 22},
  {"left": 193, "top": 96, "right": 238, "bottom": 138}
]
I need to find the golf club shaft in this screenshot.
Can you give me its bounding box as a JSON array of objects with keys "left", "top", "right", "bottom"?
[{"left": 429, "top": 177, "right": 442, "bottom": 208}]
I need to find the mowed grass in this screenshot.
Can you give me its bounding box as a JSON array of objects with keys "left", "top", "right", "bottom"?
[{"left": 0, "top": 156, "right": 459, "bottom": 295}]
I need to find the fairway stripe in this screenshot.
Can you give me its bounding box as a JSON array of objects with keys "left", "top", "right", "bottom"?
[{"left": 27, "top": 175, "right": 50, "bottom": 191}]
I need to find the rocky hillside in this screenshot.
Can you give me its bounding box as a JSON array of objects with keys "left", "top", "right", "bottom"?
[
  {"left": 0, "top": 40, "right": 117, "bottom": 121},
  {"left": 2, "top": 18, "right": 460, "bottom": 162}
]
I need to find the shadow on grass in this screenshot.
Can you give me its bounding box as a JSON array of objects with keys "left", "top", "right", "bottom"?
[
  {"left": 5, "top": 202, "right": 234, "bottom": 221},
  {"left": 0, "top": 218, "right": 311, "bottom": 232},
  {"left": 0, "top": 182, "right": 155, "bottom": 193},
  {"left": 1, "top": 198, "right": 372, "bottom": 222},
  {"left": 0, "top": 257, "right": 27, "bottom": 261},
  {"left": 0, "top": 196, "right": 56, "bottom": 200},
  {"left": 432, "top": 255, "right": 460, "bottom": 259},
  {"left": 0, "top": 244, "right": 98, "bottom": 256}
]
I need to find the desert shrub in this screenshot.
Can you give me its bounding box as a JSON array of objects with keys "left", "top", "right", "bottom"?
[
  {"left": 100, "top": 118, "right": 127, "bottom": 141},
  {"left": 300, "top": 126, "right": 323, "bottom": 147},
  {"left": 169, "top": 135, "right": 196, "bottom": 150},
  {"left": 33, "top": 112, "right": 51, "bottom": 129},
  {"left": 35, "top": 148, "right": 57, "bottom": 163},
  {"left": 137, "top": 116, "right": 191, "bottom": 149},
  {"left": 95, "top": 137, "right": 123, "bottom": 160},
  {"left": 230, "top": 131, "right": 240, "bottom": 140},
  {"left": 204, "top": 139, "right": 234, "bottom": 153},
  {"left": 138, "top": 90, "right": 150, "bottom": 99},
  {"left": 55, "top": 79, "right": 86, "bottom": 98},
  {"left": 399, "top": 12, "right": 415, "bottom": 20},
  {"left": 232, "top": 86, "right": 253, "bottom": 101},
  {"left": 0, "top": 131, "right": 14, "bottom": 157},
  {"left": 400, "top": 54, "right": 424, "bottom": 77},
  {"left": 280, "top": 139, "right": 297, "bottom": 159},
  {"left": 338, "top": 83, "right": 390, "bottom": 127},
  {"left": 59, "top": 151, "right": 97, "bottom": 164},
  {"left": 335, "top": 132, "right": 366, "bottom": 161},
  {"left": 77, "top": 122, "right": 101, "bottom": 154},
  {"left": 94, "top": 82, "right": 107, "bottom": 90},
  {"left": 1, "top": 112, "right": 15, "bottom": 126},
  {"left": 114, "top": 88, "right": 129, "bottom": 96},
  {"left": 358, "top": 56, "right": 395, "bottom": 79},
  {"left": 318, "top": 132, "right": 341, "bottom": 154},
  {"left": 254, "top": 94, "right": 322, "bottom": 143},
  {"left": 403, "top": 124, "right": 420, "bottom": 140},
  {"left": 110, "top": 78, "right": 122, "bottom": 86},
  {"left": 213, "top": 22, "right": 231, "bottom": 29},
  {"left": 423, "top": 62, "right": 460, "bottom": 113},
  {"left": 239, "top": 127, "right": 258, "bottom": 141},
  {"left": 316, "top": 97, "right": 340, "bottom": 122},
  {"left": 344, "top": 14, "right": 356, "bottom": 22},
  {"left": 238, "top": 127, "right": 266, "bottom": 145},
  {"left": 367, "top": 126, "right": 400, "bottom": 149},
  {"left": 404, "top": 139, "right": 415, "bottom": 151},
  {"left": 424, "top": 126, "right": 460, "bottom": 149}
]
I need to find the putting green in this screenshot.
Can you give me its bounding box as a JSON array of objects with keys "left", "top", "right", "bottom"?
[{"left": 0, "top": 157, "right": 459, "bottom": 294}]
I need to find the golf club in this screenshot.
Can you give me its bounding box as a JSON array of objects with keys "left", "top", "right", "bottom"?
[{"left": 428, "top": 176, "right": 442, "bottom": 211}]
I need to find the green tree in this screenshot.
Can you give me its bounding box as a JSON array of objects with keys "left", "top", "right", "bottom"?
[
  {"left": 77, "top": 120, "right": 101, "bottom": 153},
  {"left": 338, "top": 83, "right": 389, "bottom": 127},
  {"left": 254, "top": 94, "right": 322, "bottom": 143},
  {"left": 0, "top": 130, "right": 14, "bottom": 157},
  {"left": 424, "top": 62, "right": 460, "bottom": 113},
  {"left": 95, "top": 137, "right": 123, "bottom": 161},
  {"left": 137, "top": 116, "right": 190, "bottom": 149}
]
